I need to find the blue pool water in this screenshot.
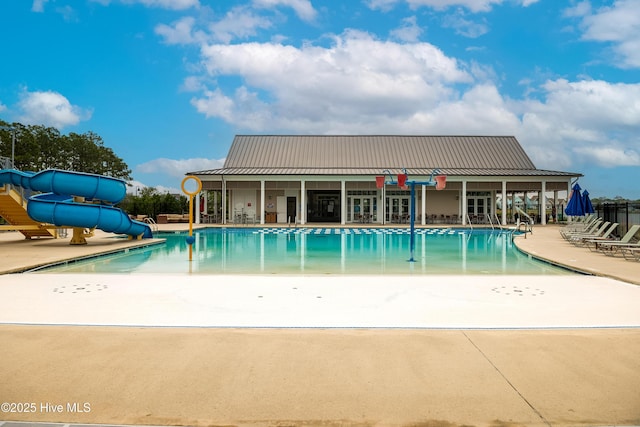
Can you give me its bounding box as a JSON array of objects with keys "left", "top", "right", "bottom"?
[{"left": 36, "top": 227, "right": 572, "bottom": 275}]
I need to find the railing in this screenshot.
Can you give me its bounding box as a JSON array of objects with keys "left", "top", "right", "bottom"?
[
  {"left": 493, "top": 213, "right": 503, "bottom": 230},
  {"left": 515, "top": 206, "right": 533, "bottom": 234},
  {"left": 486, "top": 213, "right": 495, "bottom": 230},
  {"left": 596, "top": 202, "right": 640, "bottom": 238},
  {"left": 466, "top": 214, "right": 474, "bottom": 230},
  {"left": 143, "top": 217, "right": 159, "bottom": 232}
]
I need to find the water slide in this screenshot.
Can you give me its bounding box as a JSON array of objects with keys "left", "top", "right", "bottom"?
[{"left": 0, "top": 168, "right": 152, "bottom": 239}]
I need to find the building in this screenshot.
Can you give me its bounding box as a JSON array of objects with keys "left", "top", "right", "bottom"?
[{"left": 188, "top": 135, "right": 581, "bottom": 226}]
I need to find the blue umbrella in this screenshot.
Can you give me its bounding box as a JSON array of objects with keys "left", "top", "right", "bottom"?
[
  {"left": 582, "top": 189, "right": 595, "bottom": 214},
  {"left": 565, "top": 183, "right": 585, "bottom": 216}
]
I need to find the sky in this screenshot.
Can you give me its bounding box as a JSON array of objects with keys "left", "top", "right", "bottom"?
[{"left": 0, "top": 0, "right": 638, "bottom": 199}]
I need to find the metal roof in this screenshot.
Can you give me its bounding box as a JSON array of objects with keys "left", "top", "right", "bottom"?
[
  {"left": 194, "top": 167, "right": 578, "bottom": 177},
  {"left": 190, "top": 135, "right": 580, "bottom": 177}
]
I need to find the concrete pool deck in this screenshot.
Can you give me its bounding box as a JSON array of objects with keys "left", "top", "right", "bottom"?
[{"left": 0, "top": 224, "right": 639, "bottom": 426}]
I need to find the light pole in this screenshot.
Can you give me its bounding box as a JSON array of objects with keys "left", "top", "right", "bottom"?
[{"left": 0, "top": 125, "right": 16, "bottom": 168}]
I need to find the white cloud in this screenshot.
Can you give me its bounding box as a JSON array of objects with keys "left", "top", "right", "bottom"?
[
  {"left": 194, "top": 30, "right": 472, "bottom": 131},
  {"left": 517, "top": 79, "right": 640, "bottom": 169},
  {"left": 577, "top": 146, "right": 640, "bottom": 167},
  {"left": 395, "top": 0, "right": 502, "bottom": 13},
  {"left": 0, "top": 101, "right": 6, "bottom": 113},
  {"left": 17, "top": 90, "right": 91, "bottom": 129},
  {"left": 365, "top": 0, "right": 400, "bottom": 12},
  {"left": 563, "top": 1, "right": 591, "bottom": 18},
  {"left": 155, "top": 7, "right": 273, "bottom": 45},
  {"left": 367, "top": 0, "right": 539, "bottom": 12},
  {"left": 91, "top": 0, "right": 199, "bottom": 10},
  {"left": 208, "top": 6, "right": 274, "bottom": 43},
  {"left": 31, "top": 0, "right": 49, "bottom": 12},
  {"left": 252, "top": 0, "right": 317, "bottom": 22},
  {"left": 572, "top": 0, "right": 640, "bottom": 68},
  {"left": 442, "top": 10, "right": 489, "bottom": 38},
  {"left": 136, "top": 157, "right": 225, "bottom": 179},
  {"left": 155, "top": 17, "right": 201, "bottom": 45},
  {"left": 390, "top": 16, "right": 423, "bottom": 42}
]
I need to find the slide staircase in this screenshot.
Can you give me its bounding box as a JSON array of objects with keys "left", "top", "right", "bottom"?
[{"left": 0, "top": 184, "right": 57, "bottom": 238}]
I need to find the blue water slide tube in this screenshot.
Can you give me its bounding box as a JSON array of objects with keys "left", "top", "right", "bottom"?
[{"left": 0, "top": 169, "right": 152, "bottom": 239}]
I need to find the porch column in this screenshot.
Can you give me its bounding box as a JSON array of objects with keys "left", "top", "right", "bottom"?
[
  {"left": 222, "top": 179, "right": 227, "bottom": 224},
  {"left": 381, "top": 185, "right": 386, "bottom": 225},
  {"left": 540, "top": 181, "right": 547, "bottom": 225},
  {"left": 341, "top": 180, "right": 346, "bottom": 225},
  {"left": 213, "top": 190, "right": 218, "bottom": 223},
  {"left": 421, "top": 184, "right": 426, "bottom": 225},
  {"left": 511, "top": 192, "right": 516, "bottom": 223},
  {"left": 201, "top": 191, "right": 208, "bottom": 224},
  {"left": 260, "top": 180, "right": 265, "bottom": 225},
  {"left": 195, "top": 193, "right": 201, "bottom": 224},
  {"left": 501, "top": 180, "right": 507, "bottom": 225},
  {"left": 300, "top": 179, "right": 306, "bottom": 225},
  {"left": 553, "top": 190, "right": 558, "bottom": 223},
  {"left": 461, "top": 180, "right": 467, "bottom": 225}
]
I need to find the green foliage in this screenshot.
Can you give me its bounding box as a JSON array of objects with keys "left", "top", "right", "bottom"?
[
  {"left": 0, "top": 120, "right": 131, "bottom": 180},
  {"left": 118, "top": 187, "right": 187, "bottom": 218}
]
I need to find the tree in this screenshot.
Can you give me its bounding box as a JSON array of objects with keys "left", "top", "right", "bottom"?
[
  {"left": 118, "top": 187, "right": 187, "bottom": 217},
  {"left": 0, "top": 120, "right": 131, "bottom": 180}
]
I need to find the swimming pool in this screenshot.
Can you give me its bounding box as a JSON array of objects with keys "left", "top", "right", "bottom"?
[{"left": 35, "top": 227, "right": 572, "bottom": 275}]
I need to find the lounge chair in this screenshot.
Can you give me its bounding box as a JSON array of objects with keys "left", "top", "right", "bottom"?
[
  {"left": 565, "top": 221, "right": 610, "bottom": 243},
  {"left": 560, "top": 218, "right": 602, "bottom": 239},
  {"left": 621, "top": 247, "right": 640, "bottom": 262},
  {"left": 574, "top": 223, "right": 618, "bottom": 247},
  {"left": 592, "top": 224, "right": 640, "bottom": 256},
  {"left": 561, "top": 214, "right": 597, "bottom": 233}
]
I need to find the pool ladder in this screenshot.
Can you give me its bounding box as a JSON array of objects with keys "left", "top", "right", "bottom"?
[{"left": 144, "top": 217, "right": 159, "bottom": 232}]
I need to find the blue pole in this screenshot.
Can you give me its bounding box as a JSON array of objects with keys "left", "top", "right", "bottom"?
[{"left": 409, "top": 181, "right": 416, "bottom": 262}]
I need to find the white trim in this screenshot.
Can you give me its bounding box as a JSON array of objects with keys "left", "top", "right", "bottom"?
[
  {"left": 501, "top": 180, "right": 507, "bottom": 225},
  {"left": 340, "top": 180, "right": 346, "bottom": 225},
  {"left": 260, "top": 180, "right": 265, "bottom": 225},
  {"left": 421, "top": 185, "right": 426, "bottom": 225},
  {"left": 300, "top": 179, "right": 306, "bottom": 225},
  {"left": 541, "top": 181, "right": 547, "bottom": 225},
  {"left": 461, "top": 181, "right": 467, "bottom": 225}
]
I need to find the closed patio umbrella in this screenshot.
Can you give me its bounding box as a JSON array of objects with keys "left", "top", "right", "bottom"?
[
  {"left": 565, "top": 183, "right": 585, "bottom": 217},
  {"left": 582, "top": 189, "right": 595, "bottom": 215}
]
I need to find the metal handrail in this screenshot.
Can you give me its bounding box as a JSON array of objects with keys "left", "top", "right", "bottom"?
[
  {"left": 486, "top": 213, "right": 495, "bottom": 230},
  {"left": 493, "top": 213, "right": 503, "bottom": 230}
]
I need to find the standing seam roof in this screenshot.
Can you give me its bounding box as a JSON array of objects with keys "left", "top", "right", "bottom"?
[{"left": 221, "top": 135, "right": 537, "bottom": 170}]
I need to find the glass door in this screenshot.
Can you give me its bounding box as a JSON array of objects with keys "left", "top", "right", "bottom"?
[
  {"left": 467, "top": 192, "right": 492, "bottom": 223},
  {"left": 386, "top": 196, "right": 410, "bottom": 223},
  {"left": 349, "top": 196, "right": 375, "bottom": 223}
]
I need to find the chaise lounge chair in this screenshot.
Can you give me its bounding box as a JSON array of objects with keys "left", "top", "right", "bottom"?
[
  {"left": 574, "top": 222, "right": 619, "bottom": 247},
  {"left": 560, "top": 214, "right": 597, "bottom": 233},
  {"left": 560, "top": 218, "right": 602, "bottom": 239},
  {"left": 565, "top": 221, "right": 610, "bottom": 243},
  {"left": 592, "top": 224, "right": 640, "bottom": 256},
  {"left": 621, "top": 246, "right": 640, "bottom": 262}
]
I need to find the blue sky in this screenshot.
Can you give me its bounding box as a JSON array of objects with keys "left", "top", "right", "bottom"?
[{"left": 0, "top": 0, "right": 638, "bottom": 199}]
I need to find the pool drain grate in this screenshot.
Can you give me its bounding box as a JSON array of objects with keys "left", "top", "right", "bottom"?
[
  {"left": 53, "top": 283, "right": 108, "bottom": 294},
  {"left": 490, "top": 285, "right": 545, "bottom": 297}
]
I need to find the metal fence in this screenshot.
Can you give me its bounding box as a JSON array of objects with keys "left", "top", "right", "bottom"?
[{"left": 596, "top": 202, "right": 640, "bottom": 238}]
